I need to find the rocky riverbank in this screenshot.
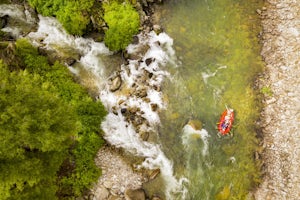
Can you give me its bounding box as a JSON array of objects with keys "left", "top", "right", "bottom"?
[{"left": 254, "top": 0, "right": 300, "bottom": 199}]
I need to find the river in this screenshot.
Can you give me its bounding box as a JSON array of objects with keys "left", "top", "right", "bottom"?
[
  {"left": 0, "top": 0, "right": 264, "bottom": 199},
  {"left": 143, "top": 0, "right": 264, "bottom": 199}
]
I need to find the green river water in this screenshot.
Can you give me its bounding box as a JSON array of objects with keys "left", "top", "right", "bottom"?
[{"left": 145, "top": 0, "right": 265, "bottom": 199}]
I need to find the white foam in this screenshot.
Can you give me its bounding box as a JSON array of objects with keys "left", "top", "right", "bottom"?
[
  {"left": 201, "top": 65, "right": 227, "bottom": 84},
  {"left": 182, "top": 124, "right": 210, "bottom": 156},
  {"left": 0, "top": 4, "right": 26, "bottom": 21},
  {"left": 26, "top": 16, "right": 111, "bottom": 86},
  {"left": 0, "top": 4, "right": 36, "bottom": 38}
]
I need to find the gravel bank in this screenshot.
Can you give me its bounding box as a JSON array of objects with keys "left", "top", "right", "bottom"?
[{"left": 254, "top": 0, "right": 300, "bottom": 199}]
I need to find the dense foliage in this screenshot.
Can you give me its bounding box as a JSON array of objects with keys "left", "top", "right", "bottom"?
[
  {"left": 27, "top": 0, "right": 95, "bottom": 35},
  {"left": 0, "top": 39, "right": 107, "bottom": 199},
  {"left": 0, "top": 61, "right": 77, "bottom": 200},
  {"left": 103, "top": 1, "right": 140, "bottom": 51}
]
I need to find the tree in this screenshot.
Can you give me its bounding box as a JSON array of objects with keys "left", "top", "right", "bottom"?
[
  {"left": 0, "top": 61, "right": 79, "bottom": 200},
  {"left": 12, "top": 38, "right": 107, "bottom": 199},
  {"left": 103, "top": 1, "right": 140, "bottom": 51},
  {"left": 27, "top": 0, "right": 95, "bottom": 35}
]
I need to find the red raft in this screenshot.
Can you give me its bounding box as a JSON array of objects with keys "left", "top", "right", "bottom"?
[{"left": 217, "top": 108, "right": 234, "bottom": 135}]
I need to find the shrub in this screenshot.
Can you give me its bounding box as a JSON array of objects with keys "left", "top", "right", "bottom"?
[{"left": 103, "top": 1, "right": 140, "bottom": 51}]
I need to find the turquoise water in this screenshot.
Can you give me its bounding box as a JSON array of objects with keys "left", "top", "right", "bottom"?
[{"left": 148, "top": 0, "right": 265, "bottom": 199}]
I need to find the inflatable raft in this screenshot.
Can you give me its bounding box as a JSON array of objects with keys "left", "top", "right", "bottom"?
[{"left": 217, "top": 108, "right": 234, "bottom": 135}]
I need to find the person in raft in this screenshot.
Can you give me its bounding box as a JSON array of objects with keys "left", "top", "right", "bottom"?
[{"left": 221, "top": 109, "right": 233, "bottom": 130}]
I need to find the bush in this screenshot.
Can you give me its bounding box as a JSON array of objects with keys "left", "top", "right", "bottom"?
[
  {"left": 60, "top": 132, "right": 104, "bottom": 197},
  {"left": 103, "top": 1, "right": 140, "bottom": 51},
  {"left": 27, "top": 0, "right": 95, "bottom": 35}
]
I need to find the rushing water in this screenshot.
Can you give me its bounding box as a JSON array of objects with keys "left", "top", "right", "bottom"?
[{"left": 1, "top": 1, "right": 264, "bottom": 199}]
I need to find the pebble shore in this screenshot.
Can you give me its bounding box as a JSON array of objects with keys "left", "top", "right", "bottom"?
[{"left": 254, "top": 0, "right": 300, "bottom": 199}]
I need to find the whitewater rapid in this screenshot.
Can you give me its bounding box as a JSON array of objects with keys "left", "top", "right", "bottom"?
[{"left": 100, "top": 31, "right": 188, "bottom": 199}]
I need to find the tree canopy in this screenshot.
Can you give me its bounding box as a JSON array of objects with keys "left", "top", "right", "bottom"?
[
  {"left": 103, "top": 1, "right": 140, "bottom": 51},
  {"left": 0, "top": 61, "right": 78, "bottom": 200},
  {"left": 0, "top": 39, "right": 107, "bottom": 199},
  {"left": 27, "top": 0, "right": 95, "bottom": 35}
]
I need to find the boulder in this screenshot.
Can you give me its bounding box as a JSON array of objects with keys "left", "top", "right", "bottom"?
[
  {"left": 125, "top": 188, "right": 146, "bottom": 200},
  {"left": 93, "top": 186, "right": 110, "bottom": 200},
  {"left": 109, "top": 75, "right": 122, "bottom": 92}
]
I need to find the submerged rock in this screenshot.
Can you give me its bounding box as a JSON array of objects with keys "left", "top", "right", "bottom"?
[
  {"left": 187, "top": 119, "right": 202, "bottom": 130},
  {"left": 125, "top": 188, "right": 146, "bottom": 200}
]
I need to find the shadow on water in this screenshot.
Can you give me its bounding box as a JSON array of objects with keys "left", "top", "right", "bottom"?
[{"left": 145, "top": 0, "right": 265, "bottom": 199}]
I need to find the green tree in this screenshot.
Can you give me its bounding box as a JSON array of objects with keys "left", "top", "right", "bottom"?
[
  {"left": 12, "top": 38, "right": 107, "bottom": 199},
  {"left": 103, "top": 1, "right": 140, "bottom": 51},
  {"left": 27, "top": 0, "right": 61, "bottom": 16},
  {"left": 56, "top": 1, "right": 91, "bottom": 36},
  {"left": 0, "top": 61, "right": 79, "bottom": 200},
  {"left": 27, "top": 0, "right": 95, "bottom": 35}
]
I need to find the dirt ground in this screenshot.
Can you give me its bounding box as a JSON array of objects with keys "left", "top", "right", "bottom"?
[{"left": 254, "top": 0, "right": 300, "bottom": 199}]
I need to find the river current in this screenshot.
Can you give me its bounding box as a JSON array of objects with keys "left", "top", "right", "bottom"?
[{"left": 0, "top": 0, "right": 264, "bottom": 199}]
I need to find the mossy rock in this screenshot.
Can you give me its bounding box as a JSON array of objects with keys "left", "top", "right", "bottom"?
[{"left": 187, "top": 119, "right": 202, "bottom": 130}]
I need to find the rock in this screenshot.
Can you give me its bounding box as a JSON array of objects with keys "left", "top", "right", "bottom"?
[
  {"left": 93, "top": 186, "right": 110, "bottom": 200},
  {"left": 64, "top": 57, "right": 77, "bottom": 66},
  {"left": 121, "top": 108, "right": 127, "bottom": 114},
  {"left": 103, "top": 180, "right": 114, "bottom": 189},
  {"left": 150, "top": 103, "right": 158, "bottom": 111},
  {"left": 125, "top": 188, "right": 146, "bottom": 200},
  {"left": 0, "top": 15, "right": 9, "bottom": 28},
  {"left": 135, "top": 87, "right": 148, "bottom": 98},
  {"left": 109, "top": 75, "right": 122, "bottom": 92},
  {"left": 108, "top": 195, "right": 122, "bottom": 200},
  {"left": 140, "top": 131, "right": 149, "bottom": 141},
  {"left": 187, "top": 119, "right": 202, "bottom": 130},
  {"left": 153, "top": 24, "right": 162, "bottom": 34},
  {"left": 132, "top": 35, "right": 139, "bottom": 44},
  {"left": 151, "top": 196, "right": 162, "bottom": 200},
  {"left": 145, "top": 57, "right": 154, "bottom": 66},
  {"left": 148, "top": 169, "right": 160, "bottom": 180}
]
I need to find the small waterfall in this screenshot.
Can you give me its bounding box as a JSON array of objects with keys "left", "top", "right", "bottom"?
[
  {"left": 0, "top": 4, "right": 37, "bottom": 38},
  {"left": 26, "top": 16, "right": 111, "bottom": 87}
]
